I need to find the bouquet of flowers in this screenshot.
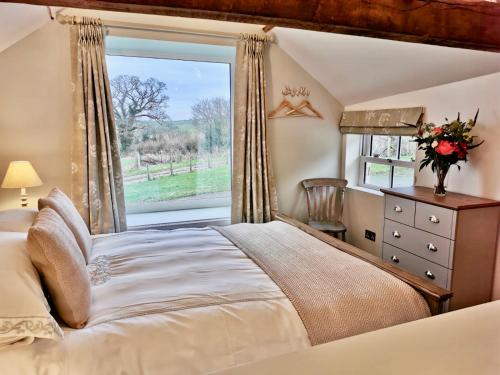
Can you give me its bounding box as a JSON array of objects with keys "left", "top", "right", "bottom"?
[{"left": 414, "top": 110, "right": 484, "bottom": 196}]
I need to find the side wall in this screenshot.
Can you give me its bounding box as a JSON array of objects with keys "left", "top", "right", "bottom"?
[
  {"left": 0, "top": 22, "right": 72, "bottom": 209},
  {"left": 0, "top": 21, "right": 343, "bottom": 221},
  {"left": 342, "top": 72, "right": 500, "bottom": 299}
]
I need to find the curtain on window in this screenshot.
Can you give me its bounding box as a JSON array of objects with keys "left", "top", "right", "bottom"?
[
  {"left": 70, "top": 17, "right": 127, "bottom": 234},
  {"left": 232, "top": 34, "right": 278, "bottom": 224},
  {"left": 339, "top": 107, "right": 424, "bottom": 135}
]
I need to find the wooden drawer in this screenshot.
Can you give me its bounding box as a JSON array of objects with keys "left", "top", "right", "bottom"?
[
  {"left": 383, "top": 219, "right": 453, "bottom": 268},
  {"left": 382, "top": 243, "right": 451, "bottom": 289},
  {"left": 384, "top": 195, "right": 415, "bottom": 226},
  {"left": 415, "top": 202, "right": 456, "bottom": 239}
]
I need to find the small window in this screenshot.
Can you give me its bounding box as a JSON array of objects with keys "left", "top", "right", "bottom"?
[{"left": 359, "top": 135, "right": 416, "bottom": 189}]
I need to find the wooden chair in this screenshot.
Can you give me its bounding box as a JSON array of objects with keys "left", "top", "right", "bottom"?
[{"left": 301, "top": 178, "right": 348, "bottom": 241}]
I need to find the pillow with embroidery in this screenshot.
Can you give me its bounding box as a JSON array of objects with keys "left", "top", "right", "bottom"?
[{"left": 0, "top": 231, "right": 63, "bottom": 348}]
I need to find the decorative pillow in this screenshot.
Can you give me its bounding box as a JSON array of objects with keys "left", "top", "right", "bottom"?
[
  {"left": 0, "top": 208, "right": 37, "bottom": 233},
  {"left": 28, "top": 208, "right": 91, "bottom": 329},
  {"left": 0, "top": 231, "right": 63, "bottom": 348},
  {"left": 38, "top": 187, "right": 92, "bottom": 263}
]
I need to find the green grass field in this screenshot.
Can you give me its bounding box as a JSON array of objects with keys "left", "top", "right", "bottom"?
[{"left": 124, "top": 165, "right": 231, "bottom": 203}]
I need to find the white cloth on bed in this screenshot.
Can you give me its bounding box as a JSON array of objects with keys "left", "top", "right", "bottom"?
[{"left": 0, "top": 228, "right": 310, "bottom": 375}]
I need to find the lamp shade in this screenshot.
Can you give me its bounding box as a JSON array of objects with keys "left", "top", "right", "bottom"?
[{"left": 1, "top": 161, "right": 43, "bottom": 189}]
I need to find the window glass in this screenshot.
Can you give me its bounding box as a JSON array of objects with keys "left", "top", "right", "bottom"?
[
  {"left": 393, "top": 166, "right": 415, "bottom": 188},
  {"left": 364, "top": 163, "right": 390, "bottom": 188},
  {"left": 370, "top": 135, "right": 399, "bottom": 159},
  {"left": 399, "top": 136, "right": 417, "bottom": 161},
  {"left": 106, "top": 52, "right": 232, "bottom": 214}
]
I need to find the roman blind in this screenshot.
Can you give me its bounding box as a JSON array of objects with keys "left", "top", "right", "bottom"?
[{"left": 339, "top": 107, "right": 424, "bottom": 135}]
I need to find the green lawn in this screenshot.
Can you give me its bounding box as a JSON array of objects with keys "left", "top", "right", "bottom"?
[
  {"left": 124, "top": 166, "right": 231, "bottom": 203},
  {"left": 121, "top": 155, "right": 229, "bottom": 177}
]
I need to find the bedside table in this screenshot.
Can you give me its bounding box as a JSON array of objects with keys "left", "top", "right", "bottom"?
[{"left": 381, "top": 186, "right": 500, "bottom": 311}]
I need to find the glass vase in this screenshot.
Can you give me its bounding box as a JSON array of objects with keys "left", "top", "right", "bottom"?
[{"left": 433, "top": 164, "right": 450, "bottom": 196}]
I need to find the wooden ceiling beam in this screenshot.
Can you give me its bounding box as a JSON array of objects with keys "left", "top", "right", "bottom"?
[{"left": 11, "top": 0, "right": 500, "bottom": 52}]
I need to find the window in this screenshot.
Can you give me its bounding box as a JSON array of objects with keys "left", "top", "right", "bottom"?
[
  {"left": 105, "top": 37, "right": 235, "bottom": 216},
  {"left": 359, "top": 135, "right": 416, "bottom": 189}
]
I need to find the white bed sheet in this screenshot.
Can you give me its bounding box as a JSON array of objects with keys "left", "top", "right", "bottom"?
[{"left": 0, "top": 228, "right": 310, "bottom": 375}]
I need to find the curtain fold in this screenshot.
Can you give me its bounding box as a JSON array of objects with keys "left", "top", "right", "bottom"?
[
  {"left": 339, "top": 107, "right": 424, "bottom": 135},
  {"left": 70, "top": 17, "right": 127, "bottom": 234},
  {"left": 231, "top": 34, "right": 278, "bottom": 224}
]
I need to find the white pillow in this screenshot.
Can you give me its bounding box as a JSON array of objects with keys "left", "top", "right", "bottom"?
[
  {"left": 0, "top": 231, "right": 63, "bottom": 348},
  {"left": 0, "top": 209, "right": 37, "bottom": 233}
]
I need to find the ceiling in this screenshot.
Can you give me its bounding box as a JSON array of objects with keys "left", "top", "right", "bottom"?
[
  {"left": 1, "top": 4, "right": 499, "bottom": 106},
  {"left": 0, "top": 3, "right": 56, "bottom": 53},
  {"left": 274, "top": 27, "right": 500, "bottom": 105}
]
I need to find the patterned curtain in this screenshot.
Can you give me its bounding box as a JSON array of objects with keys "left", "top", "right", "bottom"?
[
  {"left": 70, "top": 18, "right": 127, "bottom": 234},
  {"left": 232, "top": 34, "right": 278, "bottom": 224}
]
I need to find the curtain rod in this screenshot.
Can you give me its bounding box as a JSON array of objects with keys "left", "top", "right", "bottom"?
[{"left": 55, "top": 14, "right": 274, "bottom": 43}]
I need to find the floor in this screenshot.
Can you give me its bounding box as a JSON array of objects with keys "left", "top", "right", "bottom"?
[{"left": 127, "top": 206, "right": 231, "bottom": 229}]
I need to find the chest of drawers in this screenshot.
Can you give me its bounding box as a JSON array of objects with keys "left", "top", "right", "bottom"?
[{"left": 381, "top": 186, "right": 500, "bottom": 310}]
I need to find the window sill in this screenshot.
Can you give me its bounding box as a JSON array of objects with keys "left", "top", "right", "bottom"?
[
  {"left": 346, "top": 185, "right": 384, "bottom": 197},
  {"left": 127, "top": 206, "right": 231, "bottom": 230}
]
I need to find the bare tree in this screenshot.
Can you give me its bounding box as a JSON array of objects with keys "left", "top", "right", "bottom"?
[
  {"left": 192, "top": 97, "right": 230, "bottom": 168},
  {"left": 136, "top": 139, "right": 162, "bottom": 181},
  {"left": 159, "top": 132, "right": 183, "bottom": 176},
  {"left": 183, "top": 133, "right": 200, "bottom": 173},
  {"left": 110, "top": 75, "right": 170, "bottom": 153}
]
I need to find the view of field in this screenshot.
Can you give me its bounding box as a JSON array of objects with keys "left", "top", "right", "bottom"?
[{"left": 106, "top": 55, "right": 232, "bottom": 212}]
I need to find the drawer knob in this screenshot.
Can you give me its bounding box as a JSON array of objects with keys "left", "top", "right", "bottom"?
[
  {"left": 390, "top": 255, "right": 400, "bottom": 263},
  {"left": 392, "top": 230, "right": 401, "bottom": 239},
  {"left": 393, "top": 205, "right": 403, "bottom": 213},
  {"left": 426, "top": 243, "right": 438, "bottom": 252},
  {"left": 428, "top": 215, "right": 440, "bottom": 224},
  {"left": 425, "top": 270, "right": 436, "bottom": 280}
]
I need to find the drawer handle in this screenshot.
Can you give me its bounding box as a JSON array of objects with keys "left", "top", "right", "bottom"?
[
  {"left": 426, "top": 243, "right": 438, "bottom": 252},
  {"left": 428, "top": 215, "right": 440, "bottom": 224},
  {"left": 425, "top": 270, "right": 436, "bottom": 280},
  {"left": 392, "top": 230, "right": 401, "bottom": 239},
  {"left": 393, "top": 205, "right": 403, "bottom": 213},
  {"left": 390, "top": 255, "right": 400, "bottom": 263}
]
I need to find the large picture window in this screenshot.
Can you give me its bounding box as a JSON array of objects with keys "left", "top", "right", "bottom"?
[
  {"left": 106, "top": 37, "right": 234, "bottom": 216},
  {"left": 359, "top": 135, "right": 416, "bottom": 189}
]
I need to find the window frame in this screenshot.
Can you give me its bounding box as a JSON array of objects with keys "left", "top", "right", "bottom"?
[
  {"left": 105, "top": 36, "right": 235, "bottom": 215},
  {"left": 358, "top": 134, "right": 416, "bottom": 190}
]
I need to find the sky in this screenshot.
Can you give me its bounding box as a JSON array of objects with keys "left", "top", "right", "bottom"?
[{"left": 106, "top": 55, "right": 231, "bottom": 121}]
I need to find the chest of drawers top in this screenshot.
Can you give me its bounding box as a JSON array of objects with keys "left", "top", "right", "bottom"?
[{"left": 380, "top": 186, "right": 500, "bottom": 211}]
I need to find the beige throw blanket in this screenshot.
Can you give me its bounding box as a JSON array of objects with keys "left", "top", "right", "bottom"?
[{"left": 215, "top": 221, "right": 430, "bottom": 345}]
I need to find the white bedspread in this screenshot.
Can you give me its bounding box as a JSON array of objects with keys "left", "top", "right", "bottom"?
[{"left": 0, "top": 228, "right": 310, "bottom": 375}]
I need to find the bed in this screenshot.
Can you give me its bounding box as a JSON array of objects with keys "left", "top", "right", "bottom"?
[{"left": 0, "top": 211, "right": 451, "bottom": 375}]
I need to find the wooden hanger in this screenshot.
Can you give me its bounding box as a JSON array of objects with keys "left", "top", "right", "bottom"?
[
  {"left": 285, "top": 100, "right": 323, "bottom": 119},
  {"left": 268, "top": 99, "right": 308, "bottom": 119}
]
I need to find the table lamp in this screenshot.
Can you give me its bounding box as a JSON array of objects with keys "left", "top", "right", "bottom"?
[{"left": 1, "top": 161, "right": 43, "bottom": 207}]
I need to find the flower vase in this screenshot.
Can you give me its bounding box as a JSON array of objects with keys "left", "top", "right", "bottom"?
[{"left": 434, "top": 164, "right": 449, "bottom": 196}]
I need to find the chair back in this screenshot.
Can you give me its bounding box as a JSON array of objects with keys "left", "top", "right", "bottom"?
[{"left": 301, "top": 178, "right": 347, "bottom": 223}]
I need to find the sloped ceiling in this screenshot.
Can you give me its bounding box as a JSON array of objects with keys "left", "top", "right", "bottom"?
[
  {"left": 274, "top": 27, "right": 500, "bottom": 106},
  {"left": 1, "top": 4, "right": 499, "bottom": 106},
  {"left": 0, "top": 3, "right": 56, "bottom": 53}
]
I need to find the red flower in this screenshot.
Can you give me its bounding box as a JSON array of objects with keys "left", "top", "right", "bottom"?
[
  {"left": 433, "top": 127, "right": 444, "bottom": 135},
  {"left": 435, "top": 140, "right": 456, "bottom": 156},
  {"left": 455, "top": 141, "right": 468, "bottom": 160}
]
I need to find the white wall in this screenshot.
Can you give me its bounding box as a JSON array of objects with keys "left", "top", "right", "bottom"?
[
  {"left": 266, "top": 46, "right": 343, "bottom": 221},
  {"left": 342, "top": 72, "right": 500, "bottom": 299},
  {"left": 0, "top": 22, "right": 72, "bottom": 209},
  {"left": 0, "top": 19, "right": 343, "bottom": 221}
]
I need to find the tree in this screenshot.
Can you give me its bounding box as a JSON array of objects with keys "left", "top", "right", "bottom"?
[
  {"left": 191, "top": 97, "right": 230, "bottom": 167},
  {"left": 110, "top": 75, "right": 170, "bottom": 153},
  {"left": 159, "top": 132, "right": 183, "bottom": 176},
  {"left": 135, "top": 138, "right": 162, "bottom": 181},
  {"left": 183, "top": 133, "right": 200, "bottom": 173}
]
